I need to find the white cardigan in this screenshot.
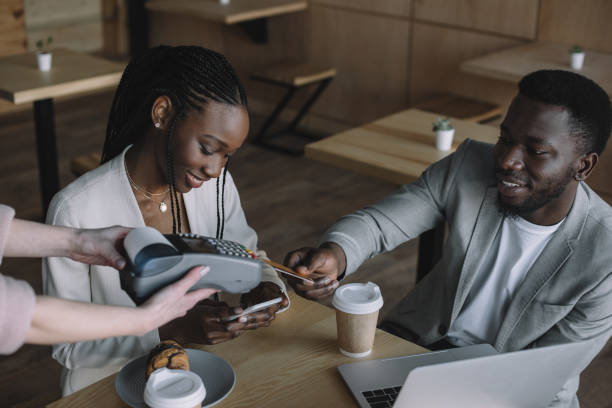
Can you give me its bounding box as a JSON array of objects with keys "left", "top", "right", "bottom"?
[{"left": 43, "top": 146, "right": 287, "bottom": 395}]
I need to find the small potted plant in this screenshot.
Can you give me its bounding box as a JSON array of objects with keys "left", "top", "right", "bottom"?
[
  {"left": 35, "top": 36, "right": 53, "bottom": 72},
  {"left": 569, "top": 44, "right": 585, "bottom": 70},
  {"left": 432, "top": 117, "right": 454, "bottom": 151}
]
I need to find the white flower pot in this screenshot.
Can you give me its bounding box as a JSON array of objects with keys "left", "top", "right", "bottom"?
[
  {"left": 37, "top": 51, "right": 52, "bottom": 72},
  {"left": 570, "top": 52, "right": 585, "bottom": 70},
  {"left": 435, "top": 129, "right": 455, "bottom": 151}
]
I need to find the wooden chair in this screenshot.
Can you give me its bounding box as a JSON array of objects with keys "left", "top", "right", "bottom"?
[
  {"left": 251, "top": 61, "right": 336, "bottom": 155},
  {"left": 414, "top": 94, "right": 502, "bottom": 123},
  {"left": 70, "top": 151, "right": 101, "bottom": 177}
]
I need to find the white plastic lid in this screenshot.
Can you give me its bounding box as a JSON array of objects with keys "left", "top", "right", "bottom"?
[
  {"left": 144, "top": 368, "right": 206, "bottom": 408},
  {"left": 332, "top": 282, "right": 383, "bottom": 314}
]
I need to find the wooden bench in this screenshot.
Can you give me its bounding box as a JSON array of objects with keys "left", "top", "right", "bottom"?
[
  {"left": 414, "top": 94, "right": 502, "bottom": 123},
  {"left": 251, "top": 61, "right": 336, "bottom": 155}
]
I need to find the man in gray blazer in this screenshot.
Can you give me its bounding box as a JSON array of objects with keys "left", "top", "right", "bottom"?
[{"left": 285, "top": 70, "right": 612, "bottom": 408}]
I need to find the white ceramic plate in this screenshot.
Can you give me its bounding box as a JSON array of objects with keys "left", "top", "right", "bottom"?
[{"left": 115, "top": 349, "right": 235, "bottom": 408}]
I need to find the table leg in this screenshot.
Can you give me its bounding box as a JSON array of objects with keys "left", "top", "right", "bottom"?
[
  {"left": 127, "top": 0, "right": 148, "bottom": 57},
  {"left": 33, "top": 98, "right": 59, "bottom": 215},
  {"left": 416, "top": 223, "right": 445, "bottom": 282},
  {"left": 240, "top": 18, "right": 269, "bottom": 44}
]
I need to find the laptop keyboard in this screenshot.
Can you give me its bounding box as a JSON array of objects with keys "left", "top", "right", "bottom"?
[{"left": 362, "top": 386, "right": 402, "bottom": 407}]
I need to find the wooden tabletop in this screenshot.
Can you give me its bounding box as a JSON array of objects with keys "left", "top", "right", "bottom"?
[
  {"left": 146, "top": 0, "right": 308, "bottom": 25},
  {"left": 0, "top": 49, "right": 124, "bottom": 104},
  {"left": 460, "top": 42, "right": 612, "bottom": 96},
  {"left": 305, "top": 109, "right": 499, "bottom": 185},
  {"left": 47, "top": 292, "right": 427, "bottom": 407}
]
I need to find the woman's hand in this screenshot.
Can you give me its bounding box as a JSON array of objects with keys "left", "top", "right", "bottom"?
[
  {"left": 70, "top": 226, "right": 132, "bottom": 270},
  {"left": 141, "top": 266, "right": 218, "bottom": 332},
  {"left": 27, "top": 266, "right": 218, "bottom": 344},
  {"left": 283, "top": 243, "right": 345, "bottom": 299},
  {"left": 4, "top": 219, "right": 130, "bottom": 270},
  {"left": 241, "top": 281, "right": 289, "bottom": 309},
  {"left": 161, "top": 299, "right": 254, "bottom": 345},
  {"left": 235, "top": 282, "right": 289, "bottom": 328},
  {"left": 159, "top": 283, "right": 289, "bottom": 345}
]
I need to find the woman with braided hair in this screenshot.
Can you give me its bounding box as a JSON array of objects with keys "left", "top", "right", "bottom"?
[{"left": 43, "top": 45, "right": 289, "bottom": 395}]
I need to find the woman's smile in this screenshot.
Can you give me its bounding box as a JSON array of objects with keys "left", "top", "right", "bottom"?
[{"left": 185, "top": 170, "right": 208, "bottom": 189}]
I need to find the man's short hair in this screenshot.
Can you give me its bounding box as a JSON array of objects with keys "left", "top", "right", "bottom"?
[{"left": 519, "top": 70, "right": 612, "bottom": 155}]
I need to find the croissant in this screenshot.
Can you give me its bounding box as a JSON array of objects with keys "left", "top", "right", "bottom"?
[{"left": 145, "top": 340, "right": 190, "bottom": 379}]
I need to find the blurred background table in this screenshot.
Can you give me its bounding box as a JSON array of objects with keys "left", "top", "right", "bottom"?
[
  {"left": 461, "top": 42, "right": 612, "bottom": 203},
  {"left": 305, "top": 109, "right": 499, "bottom": 281},
  {"left": 47, "top": 293, "right": 427, "bottom": 407},
  {"left": 0, "top": 48, "right": 124, "bottom": 214},
  {"left": 460, "top": 42, "right": 612, "bottom": 96},
  {"left": 128, "top": 0, "right": 309, "bottom": 49},
  {"left": 146, "top": 0, "right": 308, "bottom": 25},
  {"left": 305, "top": 109, "right": 498, "bottom": 184}
]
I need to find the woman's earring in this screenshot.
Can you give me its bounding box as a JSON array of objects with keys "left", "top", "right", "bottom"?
[{"left": 154, "top": 122, "right": 161, "bottom": 128}]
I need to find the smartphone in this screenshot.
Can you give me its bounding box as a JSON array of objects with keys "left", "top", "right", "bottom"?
[{"left": 221, "top": 296, "right": 283, "bottom": 322}]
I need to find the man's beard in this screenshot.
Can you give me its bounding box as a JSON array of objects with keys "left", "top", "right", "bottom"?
[{"left": 496, "top": 167, "right": 574, "bottom": 219}]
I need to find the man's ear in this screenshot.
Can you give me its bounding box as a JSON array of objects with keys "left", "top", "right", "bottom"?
[
  {"left": 150, "top": 95, "right": 173, "bottom": 129},
  {"left": 575, "top": 152, "right": 598, "bottom": 181}
]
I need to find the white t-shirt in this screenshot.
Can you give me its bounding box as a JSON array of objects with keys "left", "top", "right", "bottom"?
[{"left": 447, "top": 215, "right": 563, "bottom": 346}]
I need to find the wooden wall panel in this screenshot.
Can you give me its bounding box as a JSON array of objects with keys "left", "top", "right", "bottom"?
[
  {"left": 102, "top": 0, "right": 128, "bottom": 55},
  {"left": 147, "top": 9, "right": 308, "bottom": 121},
  {"left": 0, "top": 0, "right": 26, "bottom": 56},
  {"left": 311, "top": 0, "right": 411, "bottom": 17},
  {"left": 538, "top": 0, "right": 612, "bottom": 53},
  {"left": 414, "top": 0, "right": 538, "bottom": 39},
  {"left": 410, "top": 23, "right": 523, "bottom": 113},
  {"left": 147, "top": 10, "right": 225, "bottom": 51},
  {"left": 305, "top": 4, "right": 411, "bottom": 125},
  {"left": 538, "top": 0, "right": 612, "bottom": 197},
  {"left": 225, "top": 10, "right": 309, "bottom": 113},
  {"left": 24, "top": 0, "right": 103, "bottom": 51}
]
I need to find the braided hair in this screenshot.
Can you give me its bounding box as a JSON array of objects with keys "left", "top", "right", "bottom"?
[{"left": 102, "top": 45, "right": 247, "bottom": 236}]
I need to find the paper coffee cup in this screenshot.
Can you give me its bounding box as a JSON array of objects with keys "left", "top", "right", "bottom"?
[
  {"left": 144, "top": 368, "right": 206, "bottom": 408},
  {"left": 332, "top": 282, "right": 383, "bottom": 358}
]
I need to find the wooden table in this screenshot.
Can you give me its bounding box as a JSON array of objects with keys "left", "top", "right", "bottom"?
[
  {"left": 146, "top": 0, "right": 307, "bottom": 25},
  {"left": 0, "top": 48, "right": 124, "bottom": 213},
  {"left": 460, "top": 42, "right": 612, "bottom": 96},
  {"left": 47, "top": 293, "right": 427, "bottom": 407},
  {"left": 305, "top": 108, "right": 499, "bottom": 280},
  {"left": 141, "top": 0, "right": 308, "bottom": 45}
]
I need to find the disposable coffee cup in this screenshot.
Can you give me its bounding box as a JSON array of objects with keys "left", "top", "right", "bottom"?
[
  {"left": 332, "top": 282, "right": 383, "bottom": 358},
  {"left": 144, "top": 368, "right": 206, "bottom": 408}
]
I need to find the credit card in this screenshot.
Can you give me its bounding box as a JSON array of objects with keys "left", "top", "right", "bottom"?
[{"left": 262, "top": 259, "right": 315, "bottom": 283}]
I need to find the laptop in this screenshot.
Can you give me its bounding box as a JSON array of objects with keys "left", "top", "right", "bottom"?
[{"left": 338, "top": 340, "right": 594, "bottom": 408}]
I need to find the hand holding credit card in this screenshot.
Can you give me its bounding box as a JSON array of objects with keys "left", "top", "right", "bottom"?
[{"left": 262, "top": 259, "right": 315, "bottom": 283}]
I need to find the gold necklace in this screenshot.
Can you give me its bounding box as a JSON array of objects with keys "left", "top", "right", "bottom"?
[{"left": 124, "top": 160, "right": 169, "bottom": 213}]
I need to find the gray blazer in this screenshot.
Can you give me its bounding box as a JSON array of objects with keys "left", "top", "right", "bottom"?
[{"left": 322, "top": 140, "right": 612, "bottom": 407}]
